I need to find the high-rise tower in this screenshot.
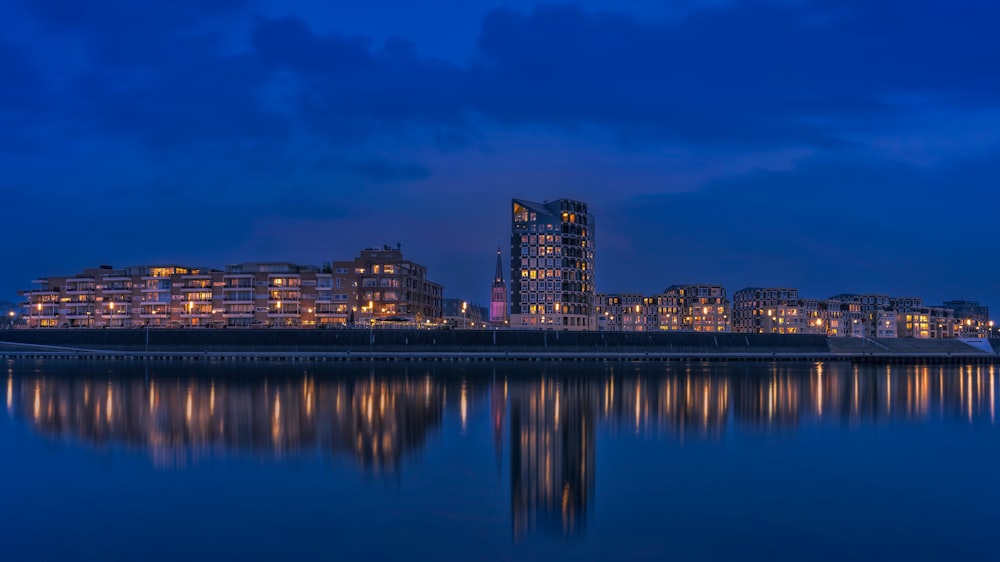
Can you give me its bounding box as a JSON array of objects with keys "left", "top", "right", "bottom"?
[
  {"left": 510, "top": 198, "right": 595, "bottom": 330},
  {"left": 490, "top": 247, "right": 508, "bottom": 326}
]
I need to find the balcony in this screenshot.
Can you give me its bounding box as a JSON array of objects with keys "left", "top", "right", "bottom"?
[{"left": 65, "top": 287, "right": 96, "bottom": 295}]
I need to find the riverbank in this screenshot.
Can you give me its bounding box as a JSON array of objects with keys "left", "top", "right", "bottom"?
[{"left": 1, "top": 329, "right": 997, "bottom": 363}]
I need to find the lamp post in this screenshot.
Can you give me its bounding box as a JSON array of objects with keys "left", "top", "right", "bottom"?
[
  {"left": 368, "top": 300, "right": 374, "bottom": 355},
  {"left": 462, "top": 301, "right": 467, "bottom": 330},
  {"left": 107, "top": 301, "right": 114, "bottom": 328},
  {"left": 37, "top": 302, "right": 42, "bottom": 329}
]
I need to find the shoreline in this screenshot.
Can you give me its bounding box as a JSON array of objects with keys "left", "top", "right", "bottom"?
[
  {"left": 2, "top": 349, "right": 996, "bottom": 365},
  {"left": 2, "top": 329, "right": 997, "bottom": 364}
]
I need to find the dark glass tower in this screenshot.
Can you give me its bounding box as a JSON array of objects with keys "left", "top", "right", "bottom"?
[{"left": 510, "top": 198, "right": 595, "bottom": 330}]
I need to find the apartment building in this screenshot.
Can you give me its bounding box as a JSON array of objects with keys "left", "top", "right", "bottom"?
[
  {"left": 21, "top": 264, "right": 212, "bottom": 328},
  {"left": 331, "top": 246, "right": 444, "bottom": 325},
  {"left": 595, "top": 293, "right": 657, "bottom": 332},
  {"left": 732, "top": 287, "right": 800, "bottom": 333},
  {"left": 510, "top": 198, "right": 595, "bottom": 330},
  {"left": 943, "top": 300, "right": 991, "bottom": 338},
  {"left": 219, "top": 262, "right": 334, "bottom": 328},
  {"left": 20, "top": 249, "right": 442, "bottom": 328},
  {"left": 658, "top": 285, "right": 730, "bottom": 332},
  {"left": 818, "top": 299, "right": 864, "bottom": 337}
]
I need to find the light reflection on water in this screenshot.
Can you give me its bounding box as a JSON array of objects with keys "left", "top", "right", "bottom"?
[{"left": 3, "top": 359, "right": 1000, "bottom": 559}]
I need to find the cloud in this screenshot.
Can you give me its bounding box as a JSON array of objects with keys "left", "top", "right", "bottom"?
[
  {"left": 348, "top": 159, "right": 431, "bottom": 183},
  {"left": 13, "top": 1, "right": 1000, "bottom": 159},
  {"left": 4, "top": 0, "right": 1000, "bottom": 307},
  {"left": 0, "top": 40, "right": 42, "bottom": 112},
  {"left": 604, "top": 150, "right": 1000, "bottom": 302},
  {"left": 466, "top": 1, "right": 1000, "bottom": 148},
  {"left": 251, "top": 17, "right": 472, "bottom": 143}
]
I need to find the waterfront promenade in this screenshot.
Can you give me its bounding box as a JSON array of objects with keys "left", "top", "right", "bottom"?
[{"left": 1, "top": 329, "right": 996, "bottom": 364}]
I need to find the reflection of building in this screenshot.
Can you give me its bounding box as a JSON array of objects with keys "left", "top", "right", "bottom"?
[
  {"left": 509, "top": 377, "right": 597, "bottom": 538},
  {"left": 601, "top": 371, "right": 730, "bottom": 439},
  {"left": 9, "top": 370, "right": 445, "bottom": 472},
  {"left": 730, "top": 366, "right": 803, "bottom": 428},
  {"left": 510, "top": 198, "right": 595, "bottom": 330}
]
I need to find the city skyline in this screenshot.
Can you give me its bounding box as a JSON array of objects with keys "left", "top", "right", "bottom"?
[{"left": 3, "top": 1, "right": 1000, "bottom": 313}]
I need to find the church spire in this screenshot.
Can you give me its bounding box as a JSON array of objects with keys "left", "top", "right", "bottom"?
[
  {"left": 490, "top": 246, "right": 508, "bottom": 325},
  {"left": 493, "top": 246, "right": 504, "bottom": 286}
]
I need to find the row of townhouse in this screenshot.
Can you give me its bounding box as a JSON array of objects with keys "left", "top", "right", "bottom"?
[
  {"left": 18, "top": 247, "right": 444, "bottom": 328},
  {"left": 596, "top": 285, "right": 730, "bottom": 332},
  {"left": 596, "top": 285, "right": 991, "bottom": 338}
]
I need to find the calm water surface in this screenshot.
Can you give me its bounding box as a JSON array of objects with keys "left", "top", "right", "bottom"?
[{"left": 2, "top": 359, "right": 999, "bottom": 561}]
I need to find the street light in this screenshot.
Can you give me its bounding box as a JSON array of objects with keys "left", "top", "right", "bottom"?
[
  {"left": 107, "top": 301, "right": 114, "bottom": 328},
  {"left": 462, "top": 301, "right": 467, "bottom": 330},
  {"left": 368, "top": 300, "right": 374, "bottom": 355},
  {"left": 37, "top": 302, "right": 42, "bottom": 329}
]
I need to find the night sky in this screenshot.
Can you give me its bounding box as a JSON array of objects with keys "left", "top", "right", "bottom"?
[{"left": 3, "top": 0, "right": 999, "bottom": 312}]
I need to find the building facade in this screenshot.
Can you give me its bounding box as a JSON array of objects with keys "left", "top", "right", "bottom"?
[
  {"left": 20, "top": 248, "right": 443, "bottom": 328},
  {"left": 510, "top": 199, "right": 595, "bottom": 330},
  {"left": 595, "top": 293, "right": 657, "bottom": 332},
  {"left": 443, "top": 299, "right": 488, "bottom": 329},
  {"left": 943, "top": 300, "right": 991, "bottom": 338},
  {"left": 658, "top": 285, "right": 731, "bottom": 332},
  {"left": 331, "top": 246, "right": 444, "bottom": 326},
  {"left": 19, "top": 263, "right": 342, "bottom": 329},
  {"left": 732, "top": 287, "right": 800, "bottom": 333}
]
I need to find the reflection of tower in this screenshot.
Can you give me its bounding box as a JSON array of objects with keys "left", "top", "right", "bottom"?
[
  {"left": 490, "top": 247, "right": 508, "bottom": 326},
  {"left": 509, "top": 377, "right": 596, "bottom": 539},
  {"left": 491, "top": 374, "right": 506, "bottom": 473}
]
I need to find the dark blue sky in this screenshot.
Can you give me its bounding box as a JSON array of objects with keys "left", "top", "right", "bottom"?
[{"left": 3, "top": 0, "right": 999, "bottom": 311}]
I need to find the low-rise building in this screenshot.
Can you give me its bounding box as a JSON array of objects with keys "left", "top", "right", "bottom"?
[
  {"left": 443, "top": 299, "right": 488, "bottom": 329},
  {"left": 944, "top": 300, "right": 990, "bottom": 338},
  {"left": 829, "top": 294, "right": 899, "bottom": 338},
  {"left": 332, "top": 246, "right": 444, "bottom": 326},
  {"left": 658, "top": 285, "right": 730, "bottom": 332},
  {"left": 595, "top": 293, "right": 656, "bottom": 332},
  {"left": 19, "top": 247, "right": 444, "bottom": 329},
  {"left": 732, "top": 287, "right": 800, "bottom": 334}
]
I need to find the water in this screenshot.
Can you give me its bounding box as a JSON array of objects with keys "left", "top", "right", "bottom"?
[{"left": 2, "top": 359, "right": 999, "bottom": 561}]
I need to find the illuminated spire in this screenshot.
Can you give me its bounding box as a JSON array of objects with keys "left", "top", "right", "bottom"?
[{"left": 493, "top": 246, "right": 504, "bottom": 286}]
